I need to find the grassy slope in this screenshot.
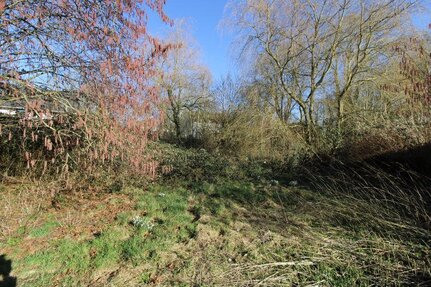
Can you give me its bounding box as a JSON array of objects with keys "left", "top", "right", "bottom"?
[{"left": 1, "top": 178, "right": 430, "bottom": 286}]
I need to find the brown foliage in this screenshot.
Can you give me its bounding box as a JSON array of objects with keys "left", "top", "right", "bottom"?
[{"left": 0, "top": 0, "right": 173, "bottom": 176}]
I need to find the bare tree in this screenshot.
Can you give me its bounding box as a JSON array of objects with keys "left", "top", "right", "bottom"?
[
  {"left": 157, "top": 22, "right": 212, "bottom": 142},
  {"left": 224, "top": 0, "right": 416, "bottom": 144},
  {"left": 212, "top": 74, "right": 243, "bottom": 128}
]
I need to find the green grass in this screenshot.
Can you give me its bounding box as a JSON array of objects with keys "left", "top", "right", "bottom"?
[
  {"left": 6, "top": 185, "right": 201, "bottom": 286},
  {"left": 6, "top": 226, "right": 26, "bottom": 247},
  {"left": 29, "top": 219, "right": 59, "bottom": 238},
  {"left": 2, "top": 178, "right": 430, "bottom": 286}
]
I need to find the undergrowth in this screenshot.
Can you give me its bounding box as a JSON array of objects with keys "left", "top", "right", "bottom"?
[{"left": 0, "top": 146, "right": 430, "bottom": 286}]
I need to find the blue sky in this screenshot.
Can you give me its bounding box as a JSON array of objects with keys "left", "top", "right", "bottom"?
[
  {"left": 149, "top": 0, "right": 232, "bottom": 81},
  {"left": 149, "top": 0, "right": 430, "bottom": 81}
]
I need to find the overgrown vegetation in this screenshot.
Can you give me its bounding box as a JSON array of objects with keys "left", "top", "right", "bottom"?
[
  {"left": 1, "top": 151, "right": 430, "bottom": 285},
  {"left": 1, "top": 0, "right": 431, "bottom": 286}
]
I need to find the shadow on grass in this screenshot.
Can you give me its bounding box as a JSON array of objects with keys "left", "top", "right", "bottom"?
[
  {"left": 181, "top": 176, "right": 431, "bottom": 286},
  {"left": 185, "top": 163, "right": 431, "bottom": 244},
  {"left": 0, "top": 255, "right": 16, "bottom": 287},
  {"left": 406, "top": 272, "right": 431, "bottom": 287},
  {"left": 186, "top": 180, "right": 310, "bottom": 234}
]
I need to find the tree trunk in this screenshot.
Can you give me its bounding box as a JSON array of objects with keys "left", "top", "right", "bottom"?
[
  {"left": 172, "top": 107, "right": 182, "bottom": 143},
  {"left": 335, "top": 96, "right": 345, "bottom": 149},
  {"left": 336, "top": 97, "right": 344, "bottom": 132},
  {"left": 167, "top": 89, "right": 182, "bottom": 143},
  {"left": 303, "top": 107, "right": 314, "bottom": 145}
]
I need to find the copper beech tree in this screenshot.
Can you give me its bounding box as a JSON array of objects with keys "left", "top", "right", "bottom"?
[{"left": 0, "top": 0, "right": 172, "bottom": 176}]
